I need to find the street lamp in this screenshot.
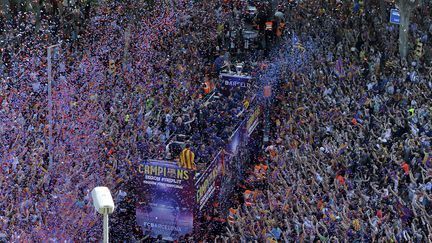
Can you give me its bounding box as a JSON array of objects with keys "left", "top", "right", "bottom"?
[
  {"left": 263, "top": 85, "right": 271, "bottom": 143},
  {"left": 47, "top": 44, "right": 61, "bottom": 171},
  {"left": 91, "top": 187, "right": 115, "bottom": 243}
]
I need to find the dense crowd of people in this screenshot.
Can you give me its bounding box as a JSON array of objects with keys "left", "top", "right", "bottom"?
[
  {"left": 0, "top": 0, "right": 261, "bottom": 241},
  {"left": 177, "top": 86, "right": 255, "bottom": 166},
  {"left": 223, "top": 0, "right": 432, "bottom": 242},
  {"left": 1, "top": 0, "right": 431, "bottom": 242}
]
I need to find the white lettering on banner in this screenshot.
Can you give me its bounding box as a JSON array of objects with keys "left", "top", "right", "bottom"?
[
  {"left": 142, "top": 222, "right": 181, "bottom": 231},
  {"left": 224, "top": 80, "right": 246, "bottom": 87},
  {"left": 143, "top": 180, "right": 184, "bottom": 189},
  {"left": 145, "top": 175, "right": 161, "bottom": 181},
  {"left": 160, "top": 177, "right": 182, "bottom": 184}
]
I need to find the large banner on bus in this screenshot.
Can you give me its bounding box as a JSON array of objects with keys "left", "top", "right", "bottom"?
[
  {"left": 195, "top": 151, "right": 223, "bottom": 211},
  {"left": 135, "top": 160, "right": 195, "bottom": 241}
]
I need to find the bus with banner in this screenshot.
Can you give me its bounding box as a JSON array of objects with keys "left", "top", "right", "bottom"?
[{"left": 135, "top": 102, "right": 262, "bottom": 240}]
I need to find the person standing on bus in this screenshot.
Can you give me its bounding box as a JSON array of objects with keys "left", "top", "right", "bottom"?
[{"left": 179, "top": 144, "right": 196, "bottom": 170}]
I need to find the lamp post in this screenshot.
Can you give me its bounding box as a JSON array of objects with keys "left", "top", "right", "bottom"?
[
  {"left": 101, "top": 210, "right": 110, "bottom": 243},
  {"left": 91, "top": 187, "right": 115, "bottom": 243},
  {"left": 263, "top": 85, "right": 271, "bottom": 143},
  {"left": 47, "top": 44, "right": 60, "bottom": 171}
]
